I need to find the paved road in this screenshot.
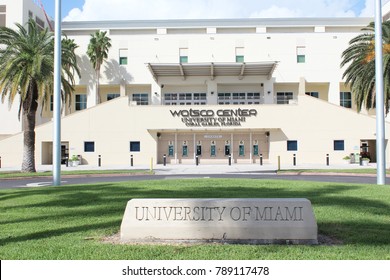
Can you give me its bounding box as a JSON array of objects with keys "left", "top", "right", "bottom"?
[{"left": 0, "top": 172, "right": 388, "bottom": 189}]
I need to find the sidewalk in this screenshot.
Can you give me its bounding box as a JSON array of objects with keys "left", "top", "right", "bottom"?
[{"left": 0, "top": 162, "right": 378, "bottom": 175}]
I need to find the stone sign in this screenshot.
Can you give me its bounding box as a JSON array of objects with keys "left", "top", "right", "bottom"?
[{"left": 120, "top": 198, "right": 318, "bottom": 244}]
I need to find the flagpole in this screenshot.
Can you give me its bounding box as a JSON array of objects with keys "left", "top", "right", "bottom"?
[
  {"left": 53, "top": 0, "right": 62, "bottom": 186},
  {"left": 375, "top": 0, "right": 386, "bottom": 185}
]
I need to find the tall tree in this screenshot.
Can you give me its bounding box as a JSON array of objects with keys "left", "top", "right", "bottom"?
[
  {"left": 86, "top": 30, "right": 111, "bottom": 104},
  {"left": 341, "top": 21, "right": 390, "bottom": 114},
  {"left": 0, "top": 19, "right": 81, "bottom": 172}
]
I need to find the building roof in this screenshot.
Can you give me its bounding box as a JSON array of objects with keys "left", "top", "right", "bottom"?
[
  {"left": 147, "top": 62, "right": 278, "bottom": 81},
  {"left": 62, "top": 17, "right": 372, "bottom": 31}
]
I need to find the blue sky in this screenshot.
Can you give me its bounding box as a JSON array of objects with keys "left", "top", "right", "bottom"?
[
  {"left": 38, "top": 0, "right": 380, "bottom": 21},
  {"left": 40, "top": 0, "right": 84, "bottom": 18}
]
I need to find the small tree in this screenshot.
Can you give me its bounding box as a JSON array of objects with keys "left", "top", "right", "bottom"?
[{"left": 86, "top": 30, "right": 111, "bottom": 104}]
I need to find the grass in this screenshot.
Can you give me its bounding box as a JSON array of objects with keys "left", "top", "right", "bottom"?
[
  {"left": 1, "top": 178, "right": 390, "bottom": 260},
  {"left": 0, "top": 169, "right": 153, "bottom": 179},
  {"left": 277, "top": 168, "right": 387, "bottom": 174}
]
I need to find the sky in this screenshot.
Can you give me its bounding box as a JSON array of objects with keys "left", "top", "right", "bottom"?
[{"left": 37, "top": 0, "right": 389, "bottom": 21}]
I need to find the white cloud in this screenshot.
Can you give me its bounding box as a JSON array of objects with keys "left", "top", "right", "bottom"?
[
  {"left": 359, "top": 0, "right": 375, "bottom": 17},
  {"left": 63, "top": 0, "right": 371, "bottom": 21}
]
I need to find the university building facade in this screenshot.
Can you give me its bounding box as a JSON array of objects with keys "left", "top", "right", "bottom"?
[{"left": 1, "top": 0, "right": 390, "bottom": 168}]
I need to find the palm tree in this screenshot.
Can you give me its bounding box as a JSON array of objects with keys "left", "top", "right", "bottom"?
[
  {"left": 0, "top": 19, "right": 80, "bottom": 172},
  {"left": 341, "top": 21, "right": 390, "bottom": 114},
  {"left": 86, "top": 30, "right": 111, "bottom": 104}
]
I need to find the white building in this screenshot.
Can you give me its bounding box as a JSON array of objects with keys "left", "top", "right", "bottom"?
[{"left": 0, "top": 0, "right": 390, "bottom": 168}]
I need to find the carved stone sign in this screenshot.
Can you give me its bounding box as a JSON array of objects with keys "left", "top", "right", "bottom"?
[{"left": 120, "top": 198, "right": 318, "bottom": 244}]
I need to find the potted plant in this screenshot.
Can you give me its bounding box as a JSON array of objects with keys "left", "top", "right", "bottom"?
[
  {"left": 342, "top": 155, "right": 351, "bottom": 164},
  {"left": 70, "top": 155, "right": 80, "bottom": 167},
  {"left": 361, "top": 157, "right": 370, "bottom": 166}
]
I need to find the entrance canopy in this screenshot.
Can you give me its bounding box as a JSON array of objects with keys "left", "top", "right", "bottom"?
[{"left": 147, "top": 62, "right": 278, "bottom": 81}]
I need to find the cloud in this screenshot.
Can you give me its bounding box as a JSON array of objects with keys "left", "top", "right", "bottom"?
[{"left": 63, "top": 0, "right": 371, "bottom": 21}]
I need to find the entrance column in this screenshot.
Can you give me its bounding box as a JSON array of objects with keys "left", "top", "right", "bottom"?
[
  {"left": 193, "top": 133, "right": 196, "bottom": 162},
  {"left": 250, "top": 132, "right": 253, "bottom": 163},
  {"left": 175, "top": 132, "right": 178, "bottom": 164},
  {"left": 231, "top": 133, "right": 234, "bottom": 163}
]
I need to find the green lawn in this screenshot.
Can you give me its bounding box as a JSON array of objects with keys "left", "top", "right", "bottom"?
[
  {"left": 1, "top": 179, "right": 390, "bottom": 260},
  {"left": 0, "top": 169, "right": 152, "bottom": 179}
]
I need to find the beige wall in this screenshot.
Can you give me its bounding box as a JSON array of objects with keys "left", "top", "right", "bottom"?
[{"left": 0, "top": 94, "right": 388, "bottom": 168}]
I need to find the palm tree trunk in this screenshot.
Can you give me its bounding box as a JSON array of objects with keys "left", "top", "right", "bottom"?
[
  {"left": 21, "top": 107, "right": 37, "bottom": 172},
  {"left": 21, "top": 84, "right": 38, "bottom": 173},
  {"left": 96, "top": 69, "right": 100, "bottom": 104}
]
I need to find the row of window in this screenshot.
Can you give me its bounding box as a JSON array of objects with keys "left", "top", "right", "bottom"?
[
  {"left": 118, "top": 47, "right": 306, "bottom": 65},
  {"left": 287, "top": 140, "right": 345, "bottom": 151},
  {"left": 218, "top": 92, "right": 261, "bottom": 105},
  {"left": 305, "top": 91, "right": 352, "bottom": 108},
  {"left": 83, "top": 139, "right": 345, "bottom": 155},
  {"left": 50, "top": 91, "right": 352, "bottom": 110},
  {"left": 83, "top": 141, "right": 141, "bottom": 152},
  {"left": 164, "top": 93, "right": 207, "bottom": 105}
]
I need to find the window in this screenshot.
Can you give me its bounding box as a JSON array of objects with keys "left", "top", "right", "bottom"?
[
  {"left": 130, "top": 141, "right": 141, "bottom": 152},
  {"left": 119, "top": 49, "right": 128, "bottom": 65},
  {"left": 164, "top": 93, "right": 178, "bottom": 105},
  {"left": 239, "top": 141, "right": 245, "bottom": 156},
  {"left": 277, "top": 92, "right": 293, "bottom": 104},
  {"left": 179, "top": 48, "right": 188, "bottom": 63},
  {"left": 340, "top": 92, "right": 352, "bottom": 108},
  {"left": 84, "top": 141, "right": 95, "bottom": 152},
  {"left": 235, "top": 47, "right": 244, "bottom": 62},
  {"left": 287, "top": 140, "right": 298, "bottom": 151},
  {"left": 165, "top": 93, "right": 206, "bottom": 105},
  {"left": 178, "top": 93, "right": 192, "bottom": 105},
  {"left": 218, "top": 93, "right": 231, "bottom": 105},
  {"left": 182, "top": 144, "right": 188, "bottom": 156},
  {"left": 35, "top": 16, "right": 45, "bottom": 30},
  {"left": 196, "top": 145, "right": 202, "bottom": 156},
  {"left": 297, "top": 46, "right": 306, "bottom": 63},
  {"left": 218, "top": 92, "right": 261, "bottom": 105},
  {"left": 132, "top": 93, "right": 149, "bottom": 105},
  {"left": 193, "top": 93, "right": 207, "bottom": 105},
  {"left": 305, "top": 92, "right": 319, "bottom": 98},
  {"left": 75, "top": 94, "right": 87, "bottom": 111},
  {"left": 334, "top": 140, "right": 345, "bottom": 151},
  {"left": 107, "top": 93, "right": 120, "bottom": 101}
]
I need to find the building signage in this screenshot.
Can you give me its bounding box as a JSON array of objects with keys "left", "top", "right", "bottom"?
[{"left": 170, "top": 108, "right": 258, "bottom": 127}]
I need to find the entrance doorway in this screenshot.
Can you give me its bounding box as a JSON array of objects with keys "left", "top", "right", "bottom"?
[{"left": 41, "top": 141, "right": 69, "bottom": 165}]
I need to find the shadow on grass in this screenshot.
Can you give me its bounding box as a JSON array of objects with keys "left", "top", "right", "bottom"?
[{"left": 0, "top": 179, "right": 390, "bottom": 247}]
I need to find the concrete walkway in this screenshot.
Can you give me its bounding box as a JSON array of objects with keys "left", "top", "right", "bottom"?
[{"left": 0, "top": 162, "right": 378, "bottom": 175}]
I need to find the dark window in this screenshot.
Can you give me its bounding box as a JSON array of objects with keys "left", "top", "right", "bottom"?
[
  {"left": 340, "top": 92, "right": 352, "bottom": 108},
  {"left": 334, "top": 140, "right": 345, "bottom": 151},
  {"left": 297, "top": 55, "right": 305, "bottom": 63},
  {"left": 84, "top": 142, "right": 95, "bottom": 152},
  {"left": 236, "top": 55, "right": 244, "bottom": 62},
  {"left": 305, "top": 92, "right": 319, "bottom": 98},
  {"left": 75, "top": 94, "right": 87, "bottom": 111},
  {"left": 180, "top": 56, "right": 188, "bottom": 63},
  {"left": 130, "top": 141, "right": 141, "bottom": 152},
  {"left": 287, "top": 140, "right": 298, "bottom": 151},
  {"left": 107, "top": 93, "right": 120, "bottom": 101}
]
